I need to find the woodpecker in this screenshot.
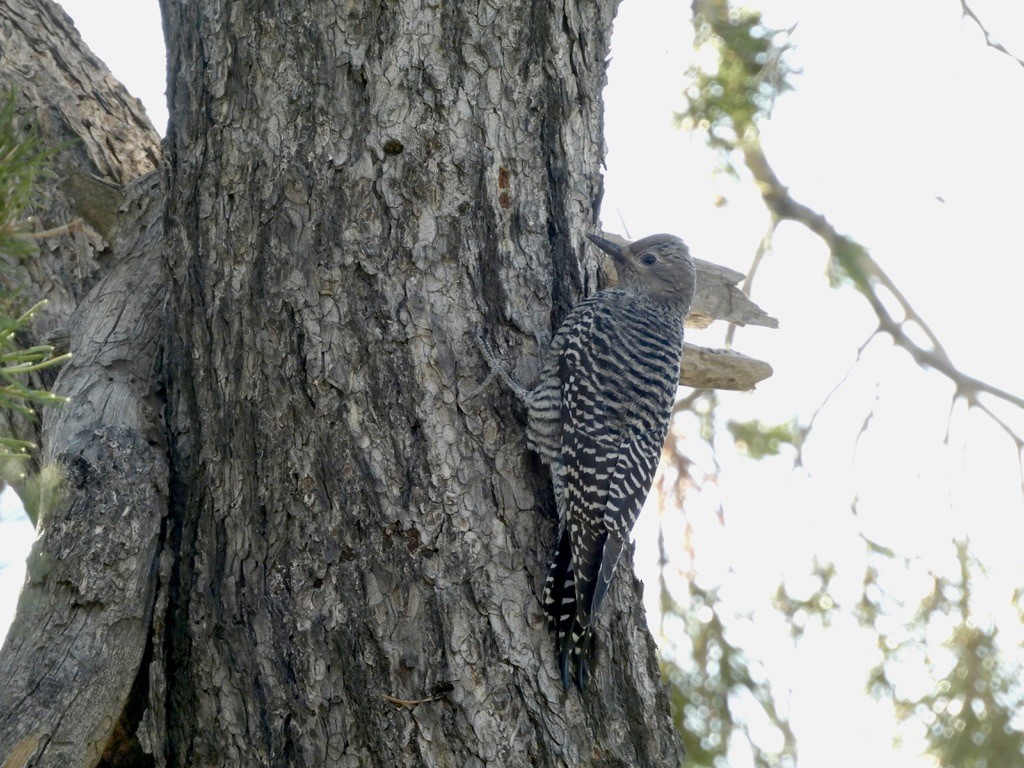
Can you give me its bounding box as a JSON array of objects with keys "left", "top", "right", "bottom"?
[{"left": 478, "top": 233, "right": 697, "bottom": 690}]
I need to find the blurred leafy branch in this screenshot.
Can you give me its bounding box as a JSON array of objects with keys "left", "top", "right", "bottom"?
[
  {"left": 681, "top": 0, "right": 1024, "bottom": 469},
  {"left": 0, "top": 92, "right": 70, "bottom": 467},
  {"left": 654, "top": 426, "right": 798, "bottom": 768},
  {"left": 657, "top": 3, "right": 1024, "bottom": 768},
  {"left": 727, "top": 418, "right": 800, "bottom": 459},
  {"left": 958, "top": 0, "right": 1024, "bottom": 69},
  {"left": 869, "top": 541, "right": 1024, "bottom": 766}
]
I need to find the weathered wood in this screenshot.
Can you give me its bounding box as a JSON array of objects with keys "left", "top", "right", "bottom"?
[
  {"left": 0, "top": 0, "right": 161, "bottom": 477},
  {"left": 0, "top": 172, "right": 168, "bottom": 767},
  {"left": 687, "top": 257, "right": 778, "bottom": 331},
  {"left": 0, "top": 3, "right": 165, "bottom": 764},
  {"left": 681, "top": 343, "right": 774, "bottom": 390}
]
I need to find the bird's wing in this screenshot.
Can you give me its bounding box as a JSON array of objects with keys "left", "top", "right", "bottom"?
[
  {"left": 561, "top": 308, "right": 680, "bottom": 624},
  {"left": 589, "top": 412, "right": 671, "bottom": 617},
  {"left": 546, "top": 295, "right": 681, "bottom": 689},
  {"left": 558, "top": 305, "right": 629, "bottom": 630}
]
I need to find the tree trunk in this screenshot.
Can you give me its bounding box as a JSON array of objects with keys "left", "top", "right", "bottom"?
[
  {"left": 0, "top": 3, "right": 167, "bottom": 767},
  {"left": 1, "top": 1, "right": 685, "bottom": 767},
  {"left": 158, "top": 0, "right": 682, "bottom": 765},
  {"left": 0, "top": 0, "right": 160, "bottom": 490}
]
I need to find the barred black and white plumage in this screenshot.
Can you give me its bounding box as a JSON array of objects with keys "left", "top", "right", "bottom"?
[{"left": 527, "top": 233, "right": 696, "bottom": 690}]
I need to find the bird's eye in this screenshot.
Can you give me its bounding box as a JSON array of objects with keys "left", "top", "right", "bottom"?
[{"left": 640, "top": 253, "right": 657, "bottom": 266}]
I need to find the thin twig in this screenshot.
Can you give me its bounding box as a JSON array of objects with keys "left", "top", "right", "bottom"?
[
  {"left": 795, "top": 331, "right": 879, "bottom": 467},
  {"left": 14, "top": 218, "right": 84, "bottom": 240},
  {"left": 962, "top": 395, "right": 1024, "bottom": 494},
  {"left": 959, "top": 0, "right": 1024, "bottom": 69},
  {"left": 741, "top": 138, "right": 1024, "bottom": 415},
  {"left": 381, "top": 684, "right": 453, "bottom": 709},
  {"left": 852, "top": 384, "right": 880, "bottom": 457},
  {"left": 725, "top": 218, "right": 776, "bottom": 350},
  {"left": 674, "top": 388, "right": 708, "bottom": 413}
]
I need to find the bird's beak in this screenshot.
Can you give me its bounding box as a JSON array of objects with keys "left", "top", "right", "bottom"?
[{"left": 586, "top": 234, "right": 625, "bottom": 265}]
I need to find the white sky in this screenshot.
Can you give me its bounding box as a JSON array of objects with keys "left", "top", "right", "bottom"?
[
  {"left": 3, "top": 1, "right": 1023, "bottom": 766},
  {"left": 606, "top": 1, "right": 1024, "bottom": 766}
]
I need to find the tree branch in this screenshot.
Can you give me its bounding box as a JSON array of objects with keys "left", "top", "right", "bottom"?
[
  {"left": 725, "top": 217, "right": 777, "bottom": 350},
  {"left": 0, "top": 171, "right": 169, "bottom": 768},
  {"left": 0, "top": 2, "right": 166, "bottom": 764},
  {"left": 959, "top": 0, "right": 1024, "bottom": 69},
  {"left": 741, "top": 137, "right": 1024, "bottom": 415}
]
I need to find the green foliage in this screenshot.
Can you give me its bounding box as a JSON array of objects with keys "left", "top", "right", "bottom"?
[
  {"left": 726, "top": 418, "right": 800, "bottom": 459},
  {"left": 679, "top": 1, "right": 797, "bottom": 155},
  {"left": 0, "top": 93, "right": 51, "bottom": 262},
  {"left": 0, "top": 92, "right": 70, "bottom": 464},
  {"left": 772, "top": 560, "right": 837, "bottom": 641},
  {"left": 0, "top": 298, "right": 70, "bottom": 427},
  {"left": 662, "top": 583, "right": 797, "bottom": 768},
  {"left": 16, "top": 462, "right": 65, "bottom": 526},
  {"left": 824, "top": 235, "right": 878, "bottom": 296},
  {"left": 923, "top": 625, "right": 1024, "bottom": 768},
  {"left": 668, "top": 4, "right": 1024, "bottom": 768},
  {"left": 864, "top": 541, "right": 1024, "bottom": 767}
]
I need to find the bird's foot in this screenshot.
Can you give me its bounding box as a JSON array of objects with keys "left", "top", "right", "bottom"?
[{"left": 465, "top": 333, "right": 529, "bottom": 404}]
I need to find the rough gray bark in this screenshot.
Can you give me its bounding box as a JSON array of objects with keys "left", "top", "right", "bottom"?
[
  {"left": 0, "top": 173, "right": 168, "bottom": 767},
  {"left": 157, "top": 0, "right": 688, "bottom": 765},
  {"left": 0, "top": 0, "right": 158, "bottom": 304},
  {"left": 0, "top": 0, "right": 160, "bottom": 484},
  {"left": 0, "top": 176, "right": 167, "bottom": 768},
  {"left": 0, "top": 1, "right": 774, "bottom": 766},
  {"left": 0, "top": 2, "right": 167, "bottom": 766}
]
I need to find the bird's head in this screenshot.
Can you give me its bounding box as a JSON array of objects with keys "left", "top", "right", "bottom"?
[{"left": 587, "top": 232, "right": 696, "bottom": 313}]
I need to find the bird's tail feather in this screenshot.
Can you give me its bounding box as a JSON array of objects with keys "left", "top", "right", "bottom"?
[
  {"left": 589, "top": 534, "right": 624, "bottom": 619},
  {"left": 543, "top": 530, "right": 592, "bottom": 690}
]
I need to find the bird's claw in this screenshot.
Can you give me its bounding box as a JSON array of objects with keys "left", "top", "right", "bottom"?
[{"left": 465, "top": 332, "right": 529, "bottom": 405}]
